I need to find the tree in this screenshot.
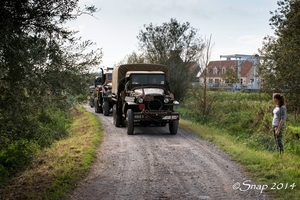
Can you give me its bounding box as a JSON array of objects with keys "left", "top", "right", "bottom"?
[
  {"left": 223, "top": 67, "right": 239, "bottom": 84},
  {"left": 258, "top": 0, "right": 300, "bottom": 116},
  {"left": 0, "top": 0, "right": 102, "bottom": 163},
  {"left": 115, "top": 51, "right": 146, "bottom": 66},
  {"left": 191, "top": 35, "right": 218, "bottom": 120},
  {"left": 137, "top": 18, "right": 204, "bottom": 100}
]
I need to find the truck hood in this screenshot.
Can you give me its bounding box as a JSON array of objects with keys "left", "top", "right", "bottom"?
[{"left": 134, "top": 88, "right": 164, "bottom": 96}]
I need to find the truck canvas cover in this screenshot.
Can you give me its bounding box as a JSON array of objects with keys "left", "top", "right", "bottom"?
[{"left": 112, "top": 64, "right": 169, "bottom": 94}]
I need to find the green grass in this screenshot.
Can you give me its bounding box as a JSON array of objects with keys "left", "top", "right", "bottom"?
[
  {"left": 179, "top": 119, "right": 300, "bottom": 200},
  {"left": 0, "top": 106, "right": 103, "bottom": 200}
]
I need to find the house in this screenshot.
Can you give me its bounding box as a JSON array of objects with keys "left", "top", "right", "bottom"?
[{"left": 199, "top": 58, "right": 262, "bottom": 88}]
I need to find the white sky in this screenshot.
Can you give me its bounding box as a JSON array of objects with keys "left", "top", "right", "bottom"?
[{"left": 67, "top": 0, "right": 278, "bottom": 69}]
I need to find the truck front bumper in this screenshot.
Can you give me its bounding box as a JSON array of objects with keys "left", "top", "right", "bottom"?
[{"left": 133, "top": 110, "right": 179, "bottom": 122}]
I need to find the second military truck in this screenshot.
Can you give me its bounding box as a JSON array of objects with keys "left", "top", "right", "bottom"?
[
  {"left": 111, "top": 63, "right": 179, "bottom": 135},
  {"left": 94, "top": 67, "right": 113, "bottom": 116}
]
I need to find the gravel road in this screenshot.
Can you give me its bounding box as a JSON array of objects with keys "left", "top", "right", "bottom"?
[{"left": 66, "top": 105, "right": 268, "bottom": 200}]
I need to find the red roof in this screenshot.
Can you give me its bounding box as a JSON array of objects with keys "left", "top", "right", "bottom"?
[{"left": 201, "top": 60, "right": 253, "bottom": 78}]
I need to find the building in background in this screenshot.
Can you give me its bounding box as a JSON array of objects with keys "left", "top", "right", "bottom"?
[{"left": 199, "top": 57, "right": 263, "bottom": 91}]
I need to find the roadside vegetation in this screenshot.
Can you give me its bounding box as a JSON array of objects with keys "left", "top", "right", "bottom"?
[
  {"left": 178, "top": 90, "right": 300, "bottom": 200},
  {"left": 0, "top": 106, "right": 102, "bottom": 200},
  {"left": 0, "top": 0, "right": 102, "bottom": 191}
]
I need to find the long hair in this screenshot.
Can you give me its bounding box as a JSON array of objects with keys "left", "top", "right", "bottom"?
[{"left": 273, "top": 93, "right": 286, "bottom": 107}]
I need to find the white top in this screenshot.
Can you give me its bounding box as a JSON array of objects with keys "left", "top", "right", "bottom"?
[
  {"left": 272, "top": 107, "right": 280, "bottom": 126},
  {"left": 272, "top": 105, "right": 287, "bottom": 127}
]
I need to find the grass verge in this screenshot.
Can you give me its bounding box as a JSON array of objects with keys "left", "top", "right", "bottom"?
[
  {"left": 0, "top": 106, "right": 103, "bottom": 200},
  {"left": 179, "top": 119, "right": 300, "bottom": 200}
]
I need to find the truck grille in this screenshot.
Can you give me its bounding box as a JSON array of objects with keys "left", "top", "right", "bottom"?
[{"left": 147, "top": 98, "right": 163, "bottom": 110}]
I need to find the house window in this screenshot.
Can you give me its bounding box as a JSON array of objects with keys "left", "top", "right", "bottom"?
[
  {"left": 213, "top": 67, "right": 218, "bottom": 74},
  {"left": 208, "top": 79, "right": 213, "bottom": 83},
  {"left": 215, "top": 79, "right": 219, "bottom": 84},
  {"left": 222, "top": 67, "right": 226, "bottom": 74}
]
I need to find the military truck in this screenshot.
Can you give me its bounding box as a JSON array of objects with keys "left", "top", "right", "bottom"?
[
  {"left": 89, "top": 85, "right": 95, "bottom": 107},
  {"left": 111, "top": 63, "right": 179, "bottom": 135},
  {"left": 94, "top": 67, "right": 113, "bottom": 116}
]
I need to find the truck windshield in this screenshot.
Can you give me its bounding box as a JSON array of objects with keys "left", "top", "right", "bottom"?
[{"left": 131, "top": 74, "right": 165, "bottom": 85}]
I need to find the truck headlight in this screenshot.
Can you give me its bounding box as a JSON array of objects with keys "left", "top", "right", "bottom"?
[
  {"left": 137, "top": 97, "right": 144, "bottom": 104},
  {"left": 164, "top": 98, "right": 169, "bottom": 103}
]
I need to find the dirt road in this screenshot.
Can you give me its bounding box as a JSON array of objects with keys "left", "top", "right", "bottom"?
[{"left": 66, "top": 105, "right": 267, "bottom": 200}]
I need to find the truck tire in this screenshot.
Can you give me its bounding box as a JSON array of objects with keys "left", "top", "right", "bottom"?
[
  {"left": 113, "top": 104, "right": 121, "bottom": 127},
  {"left": 103, "top": 101, "right": 110, "bottom": 116},
  {"left": 126, "top": 109, "right": 134, "bottom": 135},
  {"left": 89, "top": 98, "right": 94, "bottom": 107},
  {"left": 94, "top": 99, "right": 103, "bottom": 113},
  {"left": 169, "top": 120, "right": 179, "bottom": 135}
]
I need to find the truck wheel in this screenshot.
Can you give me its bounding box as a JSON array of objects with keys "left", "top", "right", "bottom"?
[
  {"left": 121, "top": 116, "right": 126, "bottom": 127},
  {"left": 169, "top": 120, "right": 179, "bottom": 135},
  {"left": 89, "top": 98, "right": 94, "bottom": 107},
  {"left": 126, "top": 109, "right": 134, "bottom": 135},
  {"left": 94, "top": 99, "right": 103, "bottom": 113},
  {"left": 103, "top": 101, "right": 110, "bottom": 116},
  {"left": 113, "top": 104, "right": 121, "bottom": 127}
]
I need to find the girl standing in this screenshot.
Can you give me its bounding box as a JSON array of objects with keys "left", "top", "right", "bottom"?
[{"left": 272, "top": 93, "right": 287, "bottom": 154}]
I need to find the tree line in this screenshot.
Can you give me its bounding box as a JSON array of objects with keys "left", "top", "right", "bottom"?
[{"left": 0, "top": 0, "right": 102, "bottom": 181}]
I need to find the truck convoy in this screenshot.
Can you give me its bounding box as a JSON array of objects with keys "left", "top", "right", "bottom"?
[
  {"left": 111, "top": 64, "right": 179, "bottom": 135},
  {"left": 93, "top": 67, "right": 113, "bottom": 116}
]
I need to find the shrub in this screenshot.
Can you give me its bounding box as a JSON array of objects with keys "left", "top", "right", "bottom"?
[
  {"left": 0, "top": 104, "right": 72, "bottom": 183},
  {"left": 0, "top": 139, "right": 39, "bottom": 183}
]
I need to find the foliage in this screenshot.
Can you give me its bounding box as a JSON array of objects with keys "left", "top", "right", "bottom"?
[
  {"left": 115, "top": 51, "right": 146, "bottom": 67},
  {"left": 180, "top": 90, "right": 300, "bottom": 156},
  {"left": 223, "top": 67, "right": 239, "bottom": 84},
  {"left": 0, "top": 0, "right": 102, "bottom": 181},
  {"left": 192, "top": 35, "right": 216, "bottom": 118},
  {"left": 0, "top": 104, "right": 73, "bottom": 183},
  {"left": 258, "top": 0, "right": 300, "bottom": 115},
  {"left": 0, "top": 106, "right": 103, "bottom": 199},
  {"left": 178, "top": 91, "right": 300, "bottom": 154},
  {"left": 137, "top": 18, "right": 205, "bottom": 100},
  {"left": 189, "top": 86, "right": 220, "bottom": 120}
]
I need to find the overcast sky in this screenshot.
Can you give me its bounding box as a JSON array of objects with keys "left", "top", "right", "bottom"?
[{"left": 67, "top": 0, "right": 278, "bottom": 69}]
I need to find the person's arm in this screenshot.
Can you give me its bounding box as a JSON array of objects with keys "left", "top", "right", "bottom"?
[
  {"left": 276, "top": 119, "right": 284, "bottom": 136},
  {"left": 276, "top": 106, "right": 286, "bottom": 135}
]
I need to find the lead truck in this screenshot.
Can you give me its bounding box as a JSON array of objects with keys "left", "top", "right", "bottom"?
[{"left": 111, "top": 63, "right": 179, "bottom": 135}]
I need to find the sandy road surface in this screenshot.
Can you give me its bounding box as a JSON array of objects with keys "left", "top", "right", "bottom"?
[{"left": 66, "top": 105, "right": 267, "bottom": 200}]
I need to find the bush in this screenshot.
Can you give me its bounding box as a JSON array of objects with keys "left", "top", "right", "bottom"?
[
  {"left": 35, "top": 106, "right": 71, "bottom": 148},
  {"left": 0, "top": 140, "right": 39, "bottom": 183},
  {"left": 0, "top": 104, "right": 72, "bottom": 184}
]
